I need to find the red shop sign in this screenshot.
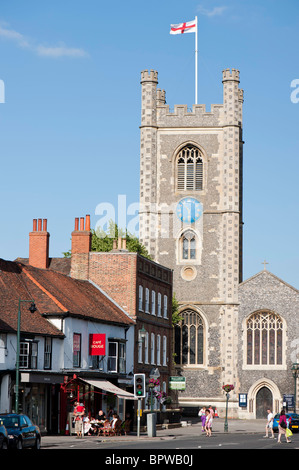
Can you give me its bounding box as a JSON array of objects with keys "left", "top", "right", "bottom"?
[{"left": 89, "top": 334, "right": 106, "bottom": 356}]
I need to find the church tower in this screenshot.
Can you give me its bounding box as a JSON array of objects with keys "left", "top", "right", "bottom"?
[{"left": 139, "top": 69, "right": 244, "bottom": 413}]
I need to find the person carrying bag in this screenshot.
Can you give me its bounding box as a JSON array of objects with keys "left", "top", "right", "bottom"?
[{"left": 278, "top": 410, "right": 291, "bottom": 443}]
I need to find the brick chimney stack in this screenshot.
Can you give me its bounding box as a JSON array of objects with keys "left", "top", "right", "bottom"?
[
  {"left": 29, "top": 218, "right": 50, "bottom": 269},
  {"left": 70, "top": 215, "right": 91, "bottom": 280}
]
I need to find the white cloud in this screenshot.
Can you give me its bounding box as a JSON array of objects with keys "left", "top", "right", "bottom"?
[
  {"left": 0, "top": 24, "right": 30, "bottom": 48},
  {"left": 197, "top": 5, "right": 228, "bottom": 17},
  {"left": 0, "top": 22, "right": 88, "bottom": 58},
  {"left": 36, "top": 44, "right": 89, "bottom": 58}
]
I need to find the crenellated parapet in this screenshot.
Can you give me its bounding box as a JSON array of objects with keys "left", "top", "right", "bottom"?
[
  {"left": 222, "top": 68, "right": 240, "bottom": 83},
  {"left": 140, "top": 69, "right": 158, "bottom": 84},
  {"left": 140, "top": 68, "right": 243, "bottom": 128},
  {"left": 157, "top": 103, "right": 224, "bottom": 127}
]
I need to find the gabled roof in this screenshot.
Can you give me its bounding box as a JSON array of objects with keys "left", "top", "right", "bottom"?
[
  {"left": 0, "top": 258, "right": 134, "bottom": 337},
  {"left": 240, "top": 269, "right": 299, "bottom": 294},
  {"left": 0, "top": 259, "right": 64, "bottom": 337}
]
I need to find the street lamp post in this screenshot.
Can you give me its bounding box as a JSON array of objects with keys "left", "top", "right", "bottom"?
[
  {"left": 224, "top": 393, "right": 230, "bottom": 432},
  {"left": 137, "top": 325, "right": 146, "bottom": 438},
  {"left": 291, "top": 363, "right": 299, "bottom": 413},
  {"left": 222, "top": 384, "right": 234, "bottom": 432},
  {"left": 15, "top": 299, "right": 36, "bottom": 414}
]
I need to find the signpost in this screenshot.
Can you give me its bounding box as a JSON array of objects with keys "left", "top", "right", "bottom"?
[{"left": 169, "top": 376, "right": 186, "bottom": 391}]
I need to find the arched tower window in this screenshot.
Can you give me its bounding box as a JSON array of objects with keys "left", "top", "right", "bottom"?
[
  {"left": 174, "top": 309, "right": 204, "bottom": 365},
  {"left": 177, "top": 146, "right": 203, "bottom": 191},
  {"left": 181, "top": 230, "right": 197, "bottom": 260},
  {"left": 246, "top": 311, "right": 283, "bottom": 366}
]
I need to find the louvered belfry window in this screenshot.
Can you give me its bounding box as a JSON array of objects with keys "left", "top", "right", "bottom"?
[{"left": 177, "top": 146, "right": 203, "bottom": 191}]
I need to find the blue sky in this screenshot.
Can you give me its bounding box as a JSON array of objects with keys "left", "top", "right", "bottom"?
[{"left": 0, "top": 0, "right": 298, "bottom": 288}]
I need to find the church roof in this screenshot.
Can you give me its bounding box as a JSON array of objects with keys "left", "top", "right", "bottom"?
[{"left": 240, "top": 269, "right": 299, "bottom": 294}]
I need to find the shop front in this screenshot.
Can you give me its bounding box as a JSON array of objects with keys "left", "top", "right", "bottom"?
[
  {"left": 60, "top": 375, "right": 135, "bottom": 435},
  {"left": 19, "top": 372, "right": 63, "bottom": 434}
]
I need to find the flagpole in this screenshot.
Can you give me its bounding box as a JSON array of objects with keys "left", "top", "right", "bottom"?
[{"left": 195, "top": 16, "right": 198, "bottom": 104}]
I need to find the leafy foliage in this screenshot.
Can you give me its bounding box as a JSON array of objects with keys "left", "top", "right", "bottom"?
[
  {"left": 172, "top": 292, "right": 183, "bottom": 326},
  {"left": 91, "top": 220, "right": 152, "bottom": 259}
]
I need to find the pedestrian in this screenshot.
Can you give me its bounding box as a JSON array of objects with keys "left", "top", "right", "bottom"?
[
  {"left": 205, "top": 409, "right": 213, "bottom": 437},
  {"left": 73, "top": 401, "right": 85, "bottom": 438},
  {"left": 208, "top": 405, "right": 215, "bottom": 419},
  {"left": 198, "top": 406, "right": 206, "bottom": 432},
  {"left": 277, "top": 409, "right": 291, "bottom": 443},
  {"left": 264, "top": 408, "right": 275, "bottom": 438}
]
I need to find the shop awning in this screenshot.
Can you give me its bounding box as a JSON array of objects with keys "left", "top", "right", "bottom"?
[{"left": 79, "top": 378, "right": 135, "bottom": 400}]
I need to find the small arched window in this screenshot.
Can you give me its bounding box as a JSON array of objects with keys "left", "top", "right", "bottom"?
[
  {"left": 174, "top": 309, "right": 204, "bottom": 365},
  {"left": 181, "top": 230, "right": 197, "bottom": 260},
  {"left": 177, "top": 146, "right": 203, "bottom": 191}
]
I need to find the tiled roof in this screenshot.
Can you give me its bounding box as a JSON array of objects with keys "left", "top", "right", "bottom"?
[
  {"left": 0, "top": 258, "right": 134, "bottom": 337},
  {"left": 0, "top": 259, "right": 63, "bottom": 337},
  {"left": 15, "top": 257, "right": 71, "bottom": 275}
]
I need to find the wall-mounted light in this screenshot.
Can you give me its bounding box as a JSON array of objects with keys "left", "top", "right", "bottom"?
[{"left": 138, "top": 325, "right": 146, "bottom": 343}]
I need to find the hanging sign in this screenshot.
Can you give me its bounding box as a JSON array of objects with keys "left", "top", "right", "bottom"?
[{"left": 89, "top": 334, "right": 106, "bottom": 356}]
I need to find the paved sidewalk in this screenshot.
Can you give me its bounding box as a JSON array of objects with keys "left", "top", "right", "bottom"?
[{"left": 41, "top": 418, "right": 267, "bottom": 446}]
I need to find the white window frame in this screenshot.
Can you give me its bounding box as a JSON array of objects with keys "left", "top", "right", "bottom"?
[
  {"left": 163, "top": 295, "right": 168, "bottom": 319},
  {"left": 151, "top": 333, "right": 155, "bottom": 365},
  {"left": 144, "top": 332, "right": 149, "bottom": 364},
  {"left": 163, "top": 335, "right": 167, "bottom": 366},
  {"left": 145, "top": 288, "right": 150, "bottom": 313},
  {"left": 20, "top": 341, "right": 38, "bottom": 369},
  {"left": 156, "top": 334, "right": 161, "bottom": 366},
  {"left": 44, "top": 337, "right": 52, "bottom": 370},
  {"left": 151, "top": 290, "right": 156, "bottom": 316},
  {"left": 119, "top": 342, "right": 126, "bottom": 374},
  {"left": 138, "top": 285, "right": 143, "bottom": 311},
  {"left": 108, "top": 341, "right": 118, "bottom": 373},
  {"left": 138, "top": 330, "right": 143, "bottom": 363},
  {"left": 157, "top": 293, "right": 162, "bottom": 317}
]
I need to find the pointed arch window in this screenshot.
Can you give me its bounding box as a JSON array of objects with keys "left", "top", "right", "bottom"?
[
  {"left": 177, "top": 146, "right": 203, "bottom": 191},
  {"left": 181, "top": 230, "right": 197, "bottom": 260},
  {"left": 174, "top": 309, "right": 204, "bottom": 365},
  {"left": 246, "top": 311, "right": 283, "bottom": 366}
]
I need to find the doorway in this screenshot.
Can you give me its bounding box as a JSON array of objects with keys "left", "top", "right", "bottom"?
[{"left": 256, "top": 386, "right": 273, "bottom": 419}]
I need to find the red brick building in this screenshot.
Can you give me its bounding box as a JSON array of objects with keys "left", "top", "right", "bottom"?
[
  {"left": 69, "top": 216, "right": 174, "bottom": 403},
  {"left": 17, "top": 215, "right": 174, "bottom": 407}
]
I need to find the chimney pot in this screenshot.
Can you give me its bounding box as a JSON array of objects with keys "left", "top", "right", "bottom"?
[
  {"left": 85, "top": 215, "right": 90, "bottom": 231},
  {"left": 75, "top": 218, "right": 79, "bottom": 231},
  {"left": 80, "top": 217, "right": 84, "bottom": 231},
  {"left": 29, "top": 218, "right": 50, "bottom": 269}
]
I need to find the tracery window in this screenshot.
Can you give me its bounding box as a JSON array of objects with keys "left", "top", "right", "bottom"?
[
  {"left": 246, "top": 311, "right": 283, "bottom": 366},
  {"left": 174, "top": 309, "right": 204, "bottom": 365},
  {"left": 181, "top": 230, "right": 197, "bottom": 260},
  {"left": 177, "top": 146, "right": 203, "bottom": 191}
]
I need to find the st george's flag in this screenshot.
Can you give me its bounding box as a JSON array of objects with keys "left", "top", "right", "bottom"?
[{"left": 170, "top": 18, "right": 197, "bottom": 35}]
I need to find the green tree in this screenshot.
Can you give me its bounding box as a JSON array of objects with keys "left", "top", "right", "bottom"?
[
  {"left": 91, "top": 220, "right": 152, "bottom": 259},
  {"left": 172, "top": 292, "right": 183, "bottom": 326}
]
